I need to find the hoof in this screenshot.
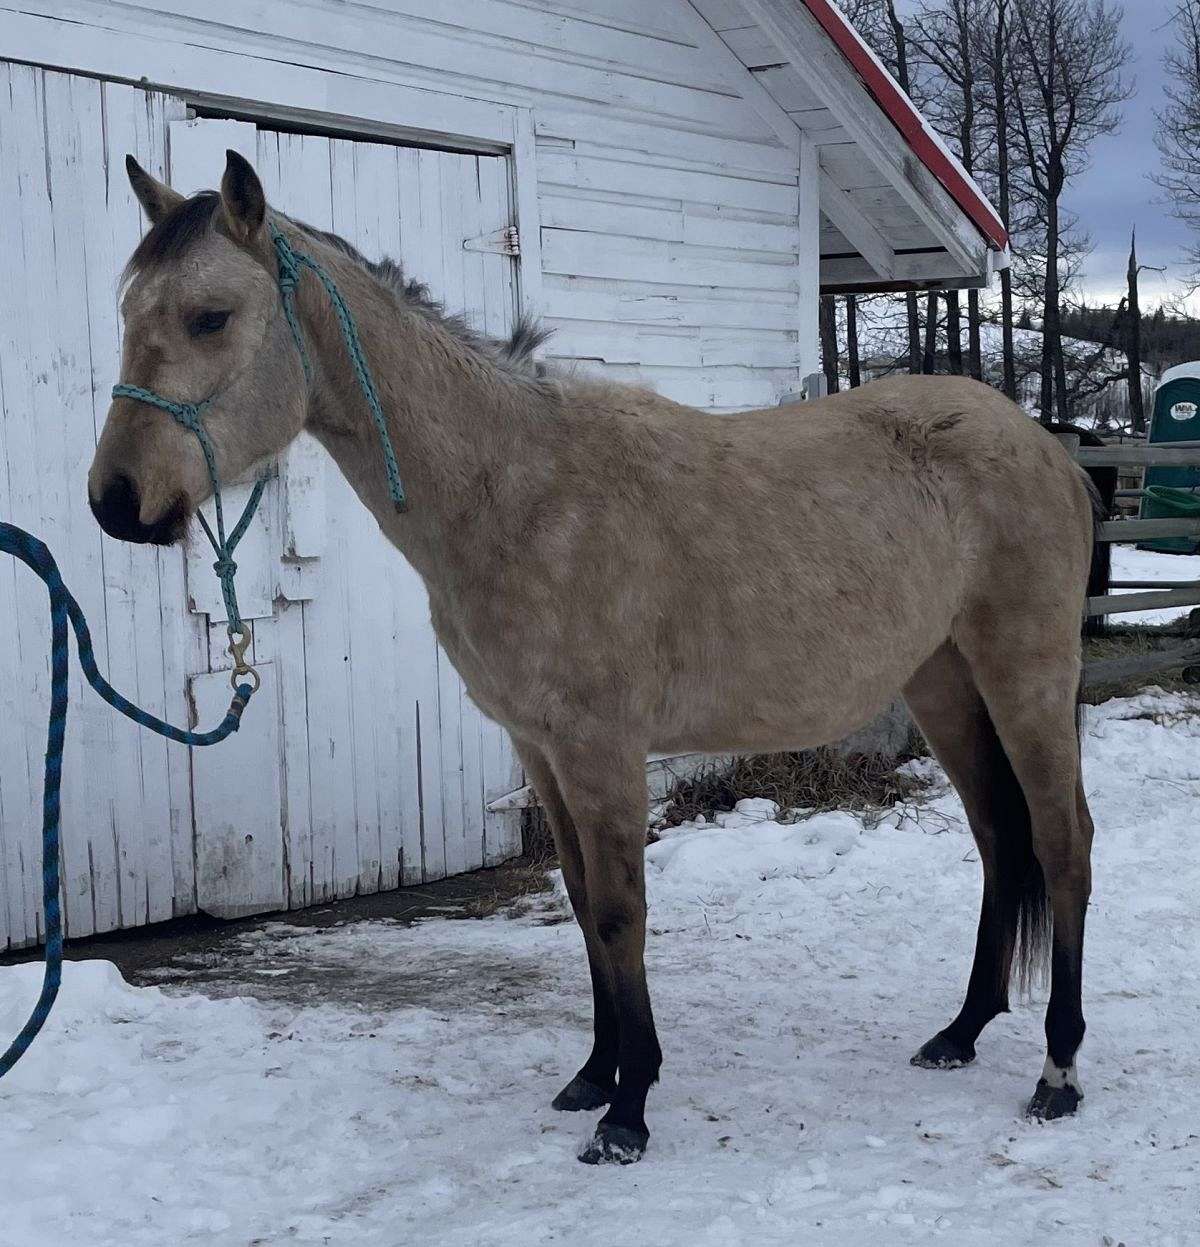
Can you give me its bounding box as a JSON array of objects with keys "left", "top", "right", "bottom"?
[
  {"left": 552, "top": 1074, "right": 613, "bottom": 1113},
  {"left": 911, "top": 1031, "right": 976, "bottom": 1070},
  {"left": 1027, "top": 1079, "right": 1082, "bottom": 1121},
  {"left": 578, "top": 1122, "right": 648, "bottom": 1166}
]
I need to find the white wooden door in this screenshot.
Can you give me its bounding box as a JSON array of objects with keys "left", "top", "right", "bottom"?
[
  {"left": 0, "top": 78, "right": 524, "bottom": 948},
  {"left": 170, "top": 119, "right": 525, "bottom": 913},
  {"left": 0, "top": 65, "right": 194, "bottom": 947}
]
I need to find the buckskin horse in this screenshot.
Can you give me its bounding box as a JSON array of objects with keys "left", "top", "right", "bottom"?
[{"left": 88, "top": 152, "right": 1099, "bottom": 1165}]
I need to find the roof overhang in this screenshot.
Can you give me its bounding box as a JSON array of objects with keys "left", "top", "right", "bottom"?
[{"left": 701, "top": 0, "right": 1009, "bottom": 294}]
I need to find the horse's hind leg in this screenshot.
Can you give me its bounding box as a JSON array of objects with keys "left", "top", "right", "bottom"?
[
  {"left": 514, "top": 740, "right": 619, "bottom": 1112},
  {"left": 958, "top": 631, "right": 1095, "bottom": 1120},
  {"left": 903, "top": 642, "right": 1043, "bottom": 1069}
]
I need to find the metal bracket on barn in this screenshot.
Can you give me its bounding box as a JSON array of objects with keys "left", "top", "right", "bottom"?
[
  {"left": 487, "top": 751, "right": 721, "bottom": 814},
  {"left": 463, "top": 226, "right": 520, "bottom": 256}
]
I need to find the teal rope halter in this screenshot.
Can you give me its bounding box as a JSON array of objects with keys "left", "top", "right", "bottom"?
[
  {"left": 105, "top": 386, "right": 267, "bottom": 644},
  {"left": 111, "top": 219, "right": 408, "bottom": 683},
  {"left": 270, "top": 225, "right": 407, "bottom": 512}
]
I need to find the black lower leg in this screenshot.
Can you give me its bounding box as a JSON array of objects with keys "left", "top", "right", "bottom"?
[
  {"left": 580, "top": 979, "right": 661, "bottom": 1165},
  {"left": 516, "top": 744, "right": 622, "bottom": 1115},
  {"left": 578, "top": 910, "right": 661, "bottom": 1165},
  {"left": 553, "top": 950, "right": 620, "bottom": 1111},
  {"left": 1028, "top": 928, "right": 1086, "bottom": 1120},
  {"left": 913, "top": 884, "right": 1014, "bottom": 1068}
]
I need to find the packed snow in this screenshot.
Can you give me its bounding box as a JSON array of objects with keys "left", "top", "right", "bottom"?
[
  {"left": 1108, "top": 545, "right": 1200, "bottom": 624},
  {"left": 2, "top": 693, "right": 1199, "bottom": 1246}
]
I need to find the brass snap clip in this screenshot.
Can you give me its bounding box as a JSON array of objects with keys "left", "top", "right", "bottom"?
[{"left": 227, "top": 622, "right": 262, "bottom": 693}]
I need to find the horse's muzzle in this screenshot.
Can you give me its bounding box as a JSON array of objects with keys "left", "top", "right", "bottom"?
[{"left": 89, "top": 474, "right": 188, "bottom": 546}]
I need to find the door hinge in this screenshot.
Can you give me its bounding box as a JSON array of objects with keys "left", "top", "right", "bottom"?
[{"left": 463, "top": 226, "right": 520, "bottom": 257}]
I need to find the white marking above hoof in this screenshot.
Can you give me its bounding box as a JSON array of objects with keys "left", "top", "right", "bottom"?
[{"left": 1040, "top": 1055, "right": 1083, "bottom": 1096}]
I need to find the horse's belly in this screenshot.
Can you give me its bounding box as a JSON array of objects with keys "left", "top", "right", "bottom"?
[
  {"left": 648, "top": 584, "right": 955, "bottom": 754},
  {"left": 649, "top": 659, "right": 916, "bottom": 755}
]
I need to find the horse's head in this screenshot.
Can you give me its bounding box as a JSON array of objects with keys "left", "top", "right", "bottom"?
[{"left": 89, "top": 151, "right": 307, "bottom": 544}]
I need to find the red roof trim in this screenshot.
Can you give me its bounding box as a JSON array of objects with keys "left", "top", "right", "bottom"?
[{"left": 799, "top": 0, "right": 1010, "bottom": 252}]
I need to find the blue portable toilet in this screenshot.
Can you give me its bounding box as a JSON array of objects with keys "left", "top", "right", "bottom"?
[{"left": 1138, "top": 362, "right": 1200, "bottom": 554}]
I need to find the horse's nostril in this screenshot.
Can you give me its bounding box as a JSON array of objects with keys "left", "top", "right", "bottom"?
[
  {"left": 90, "top": 474, "right": 143, "bottom": 541},
  {"left": 90, "top": 476, "right": 188, "bottom": 546}
]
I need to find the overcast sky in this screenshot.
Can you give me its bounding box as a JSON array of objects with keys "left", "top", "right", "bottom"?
[
  {"left": 892, "top": 0, "right": 1191, "bottom": 309},
  {"left": 1068, "top": 0, "right": 1191, "bottom": 309}
]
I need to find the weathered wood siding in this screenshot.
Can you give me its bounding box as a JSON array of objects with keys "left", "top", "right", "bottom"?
[
  {"left": 0, "top": 66, "right": 192, "bottom": 947},
  {"left": 2, "top": 0, "right": 819, "bottom": 403},
  {"left": 0, "top": 79, "right": 526, "bottom": 947}
]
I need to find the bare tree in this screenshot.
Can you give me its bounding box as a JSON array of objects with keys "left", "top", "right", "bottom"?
[
  {"left": 975, "top": 0, "right": 1020, "bottom": 398},
  {"left": 912, "top": 0, "right": 988, "bottom": 378},
  {"left": 923, "top": 292, "right": 940, "bottom": 372},
  {"left": 846, "top": 295, "right": 863, "bottom": 387},
  {"left": 1125, "top": 232, "right": 1146, "bottom": 434},
  {"left": 1155, "top": 0, "right": 1200, "bottom": 286},
  {"left": 1007, "top": 0, "right": 1131, "bottom": 421},
  {"left": 820, "top": 295, "right": 841, "bottom": 393},
  {"left": 843, "top": 0, "right": 928, "bottom": 372},
  {"left": 886, "top": 0, "right": 930, "bottom": 375}
]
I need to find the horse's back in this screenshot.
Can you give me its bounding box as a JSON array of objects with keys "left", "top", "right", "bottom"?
[
  {"left": 461, "top": 373, "right": 1093, "bottom": 753},
  {"left": 639, "top": 376, "right": 1092, "bottom": 752}
]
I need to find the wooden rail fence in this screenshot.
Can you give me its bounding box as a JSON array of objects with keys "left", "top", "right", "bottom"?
[{"left": 1064, "top": 435, "right": 1200, "bottom": 688}]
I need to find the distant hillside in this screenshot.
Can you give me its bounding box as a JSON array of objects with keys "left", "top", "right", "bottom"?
[
  {"left": 849, "top": 303, "right": 1152, "bottom": 430},
  {"left": 1060, "top": 304, "right": 1200, "bottom": 374}
]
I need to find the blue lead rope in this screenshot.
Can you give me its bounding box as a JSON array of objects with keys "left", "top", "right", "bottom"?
[
  {"left": 1, "top": 215, "right": 400, "bottom": 1079},
  {"left": 0, "top": 523, "right": 254, "bottom": 1079}
]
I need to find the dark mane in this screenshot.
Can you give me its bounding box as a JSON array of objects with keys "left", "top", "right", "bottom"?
[
  {"left": 288, "top": 217, "right": 552, "bottom": 381},
  {"left": 123, "top": 191, "right": 551, "bottom": 381}
]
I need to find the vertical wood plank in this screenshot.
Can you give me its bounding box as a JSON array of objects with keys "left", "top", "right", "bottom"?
[
  {"left": 797, "top": 133, "right": 821, "bottom": 379},
  {"left": 434, "top": 150, "right": 471, "bottom": 880},
  {"left": 46, "top": 71, "right": 145, "bottom": 932},
  {"left": 271, "top": 132, "right": 362, "bottom": 903},
  {"left": 473, "top": 151, "right": 526, "bottom": 865},
  {"left": 136, "top": 92, "right": 203, "bottom": 919},
  {"left": 191, "top": 663, "right": 285, "bottom": 917},
  {"left": 511, "top": 107, "right": 545, "bottom": 322},
  {"left": 330, "top": 135, "right": 384, "bottom": 897},
  {"left": 400, "top": 145, "right": 452, "bottom": 883},
  {"left": 108, "top": 82, "right": 197, "bottom": 923},
  {"left": 0, "top": 60, "right": 42, "bottom": 948},
  {"left": 0, "top": 69, "right": 189, "bottom": 946}
]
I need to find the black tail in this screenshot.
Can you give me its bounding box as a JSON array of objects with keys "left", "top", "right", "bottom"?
[
  {"left": 987, "top": 728, "right": 1052, "bottom": 997},
  {"left": 1045, "top": 423, "right": 1114, "bottom": 637},
  {"left": 1082, "top": 471, "right": 1112, "bottom": 638}
]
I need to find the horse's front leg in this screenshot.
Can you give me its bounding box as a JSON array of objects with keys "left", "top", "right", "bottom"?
[
  {"left": 515, "top": 740, "right": 619, "bottom": 1111},
  {"left": 549, "top": 740, "right": 660, "bottom": 1165}
]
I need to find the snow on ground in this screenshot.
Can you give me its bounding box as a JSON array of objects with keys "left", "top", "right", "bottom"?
[
  {"left": 1109, "top": 545, "right": 1200, "bottom": 624},
  {"left": 2, "top": 693, "right": 1200, "bottom": 1246}
]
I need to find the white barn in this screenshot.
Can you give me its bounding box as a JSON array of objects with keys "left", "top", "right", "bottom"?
[{"left": 0, "top": 0, "right": 1007, "bottom": 948}]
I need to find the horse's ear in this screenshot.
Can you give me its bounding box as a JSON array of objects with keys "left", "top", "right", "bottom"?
[
  {"left": 219, "top": 150, "right": 266, "bottom": 245},
  {"left": 125, "top": 155, "right": 184, "bottom": 226}
]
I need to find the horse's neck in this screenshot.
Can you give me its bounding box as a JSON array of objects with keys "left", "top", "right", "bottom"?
[{"left": 292, "top": 244, "right": 539, "bottom": 581}]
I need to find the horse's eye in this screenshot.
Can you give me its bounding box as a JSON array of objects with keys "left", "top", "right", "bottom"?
[{"left": 187, "top": 310, "right": 231, "bottom": 338}]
